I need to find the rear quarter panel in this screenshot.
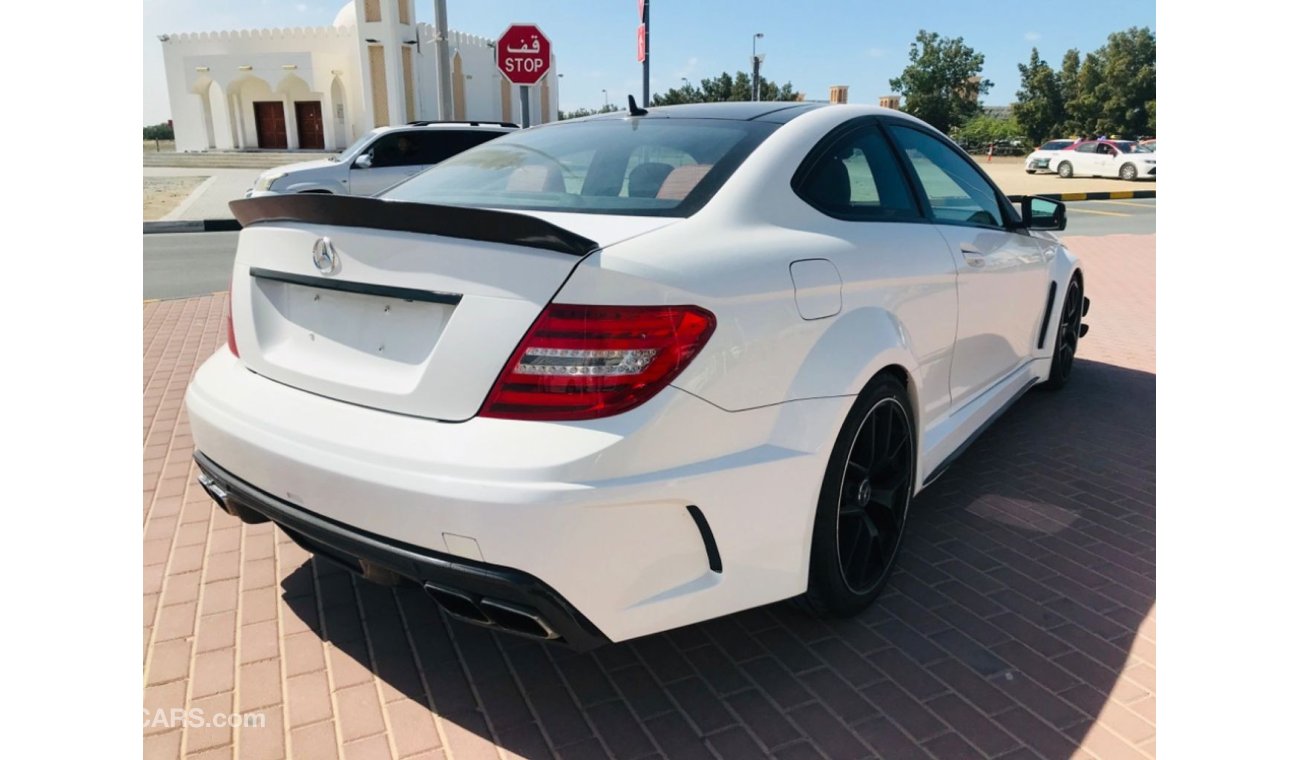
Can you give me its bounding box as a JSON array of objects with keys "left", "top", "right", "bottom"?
[{"left": 555, "top": 106, "right": 961, "bottom": 435}]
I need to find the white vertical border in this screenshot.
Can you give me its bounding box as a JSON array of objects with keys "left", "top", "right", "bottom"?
[{"left": 1160, "top": 0, "right": 1299, "bottom": 756}]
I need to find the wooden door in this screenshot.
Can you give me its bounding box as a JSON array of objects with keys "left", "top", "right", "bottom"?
[
  {"left": 294, "top": 101, "right": 325, "bottom": 150},
  {"left": 253, "top": 101, "right": 288, "bottom": 149}
]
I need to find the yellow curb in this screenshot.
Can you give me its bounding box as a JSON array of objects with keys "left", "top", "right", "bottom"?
[
  {"left": 1096, "top": 199, "right": 1155, "bottom": 208},
  {"left": 1108, "top": 191, "right": 1135, "bottom": 199},
  {"left": 1059, "top": 192, "right": 1089, "bottom": 201},
  {"left": 1069, "top": 207, "right": 1129, "bottom": 217}
]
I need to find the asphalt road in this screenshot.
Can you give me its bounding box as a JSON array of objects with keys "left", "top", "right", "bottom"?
[
  {"left": 143, "top": 231, "right": 240, "bottom": 301},
  {"left": 143, "top": 199, "right": 1155, "bottom": 300},
  {"left": 1059, "top": 197, "right": 1156, "bottom": 237}
]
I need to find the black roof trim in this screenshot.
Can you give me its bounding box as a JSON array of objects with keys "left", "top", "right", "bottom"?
[
  {"left": 229, "top": 194, "right": 599, "bottom": 257},
  {"left": 753, "top": 103, "right": 830, "bottom": 123},
  {"left": 587, "top": 101, "right": 820, "bottom": 122}
]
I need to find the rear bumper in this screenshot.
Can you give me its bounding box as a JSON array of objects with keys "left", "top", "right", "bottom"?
[
  {"left": 194, "top": 451, "right": 611, "bottom": 649},
  {"left": 185, "top": 349, "right": 848, "bottom": 642}
]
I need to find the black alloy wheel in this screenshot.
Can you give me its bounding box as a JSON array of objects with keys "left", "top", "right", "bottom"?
[
  {"left": 835, "top": 397, "right": 913, "bottom": 595},
  {"left": 802, "top": 375, "right": 915, "bottom": 616}
]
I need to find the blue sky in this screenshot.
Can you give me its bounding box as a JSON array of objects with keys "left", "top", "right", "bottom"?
[{"left": 143, "top": 0, "right": 1155, "bottom": 124}]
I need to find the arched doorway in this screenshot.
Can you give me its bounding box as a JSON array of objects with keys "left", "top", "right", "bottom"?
[
  {"left": 228, "top": 75, "right": 280, "bottom": 149},
  {"left": 190, "top": 76, "right": 234, "bottom": 149},
  {"left": 276, "top": 73, "right": 326, "bottom": 150}
]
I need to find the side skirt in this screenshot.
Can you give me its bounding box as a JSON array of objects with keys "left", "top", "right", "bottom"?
[{"left": 921, "top": 376, "right": 1037, "bottom": 489}]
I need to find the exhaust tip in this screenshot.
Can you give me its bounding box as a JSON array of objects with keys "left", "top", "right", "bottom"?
[
  {"left": 479, "top": 598, "right": 560, "bottom": 640},
  {"left": 197, "top": 473, "right": 231, "bottom": 511},
  {"left": 423, "top": 583, "right": 493, "bottom": 626},
  {"left": 197, "top": 472, "right": 270, "bottom": 524}
]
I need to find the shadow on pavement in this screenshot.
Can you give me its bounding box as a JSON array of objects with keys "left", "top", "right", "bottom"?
[{"left": 281, "top": 356, "right": 1154, "bottom": 758}]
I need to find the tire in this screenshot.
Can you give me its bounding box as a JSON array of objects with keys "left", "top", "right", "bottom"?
[
  {"left": 802, "top": 375, "right": 916, "bottom": 616},
  {"left": 1119, "top": 163, "right": 1137, "bottom": 181},
  {"left": 1042, "top": 277, "right": 1083, "bottom": 390},
  {"left": 1025, "top": 169, "right": 1036, "bottom": 174},
  {"left": 1057, "top": 161, "right": 1074, "bottom": 179}
]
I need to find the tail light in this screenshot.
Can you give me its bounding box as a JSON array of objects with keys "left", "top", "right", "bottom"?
[
  {"left": 225, "top": 278, "right": 239, "bottom": 357},
  {"left": 480, "top": 303, "right": 716, "bottom": 421}
]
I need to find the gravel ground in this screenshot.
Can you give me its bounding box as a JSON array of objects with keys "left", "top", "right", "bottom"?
[{"left": 144, "top": 176, "right": 210, "bottom": 221}]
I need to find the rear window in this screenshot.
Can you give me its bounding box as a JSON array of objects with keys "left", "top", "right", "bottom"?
[{"left": 382, "top": 118, "right": 775, "bottom": 217}]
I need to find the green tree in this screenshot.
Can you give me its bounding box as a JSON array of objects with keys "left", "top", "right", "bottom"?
[
  {"left": 558, "top": 104, "right": 619, "bottom": 120},
  {"left": 1093, "top": 27, "right": 1156, "bottom": 137},
  {"left": 143, "top": 122, "right": 174, "bottom": 140},
  {"left": 1065, "top": 52, "right": 1105, "bottom": 135},
  {"left": 951, "top": 113, "right": 1023, "bottom": 152},
  {"left": 650, "top": 70, "right": 799, "bottom": 106},
  {"left": 1012, "top": 48, "right": 1064, "bottom": 145},
  {"left": 1057, "top": 48, "right": 1081, "bottom": 132},
  {"left": 1055, "top": 28, "right": 1156, "bottom": 138},
  {"left": 888, "top": 30, "right": 991, "bottom": 134}
]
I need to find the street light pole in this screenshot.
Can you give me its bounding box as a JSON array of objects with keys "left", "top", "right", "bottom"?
[{"left": 752, "top": 33, "right": 764, "bottom": 101}]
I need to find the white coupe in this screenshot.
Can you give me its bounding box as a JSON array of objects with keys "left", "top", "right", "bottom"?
[{"left": 186, "top": 102, "right": 1088, "bottom": 648}]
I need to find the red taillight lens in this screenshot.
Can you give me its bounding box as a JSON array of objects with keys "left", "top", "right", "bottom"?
[
  {"left": 480, "top": 303, "right": 716, "bottom": 421},
  {"left": 225, "top": 279, "right": 239, "bottom": 357}
]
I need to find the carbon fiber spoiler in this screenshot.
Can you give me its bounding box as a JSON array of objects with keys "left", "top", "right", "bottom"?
[{"left": 229, "top": 194, "right": 600, "bottom": 257}]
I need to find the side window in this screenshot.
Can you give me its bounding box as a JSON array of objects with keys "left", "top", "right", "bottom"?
[
  {"left": 887, "top": 125, "right": 1004, "bottom": 228},
  {"left": 794, "top": 123, "right": 919, "bottom": 220},
  {"left": 422, "top": 130, "right": 506, "bottom": 164},
  {"left": 1076, "top": 142, "right": 1097, "bottom": 154},
  {"left": 366, "top": 132, "right": 425, "bottom": 167}
]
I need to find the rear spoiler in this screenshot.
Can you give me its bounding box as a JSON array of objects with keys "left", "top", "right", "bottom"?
[{"left": 229, "top": 194, "right": 599, "bottom": 257}]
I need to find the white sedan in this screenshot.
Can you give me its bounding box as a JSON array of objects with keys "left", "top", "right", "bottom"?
[
  {"left": 1024, "top": 138, "right": 1077, "bottom": 173},
  {"left": 1051, "top": 139, "right": 1156, "bottom": 181},
  {"left": 186, "top": 102, "right": 1088, "bottom": 648}
]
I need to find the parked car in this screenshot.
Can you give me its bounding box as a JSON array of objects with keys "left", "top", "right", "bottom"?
[
  {"left": 1051, "top": 139, "right": 1155, "bottom": 180},
  {"left": 190, "top": 102, "right": 1088, "bottom": 648},
  {"left": 245, "top": 121, "right": 517, "bottom": 197},
  {"left": 1024, "top": 138, "right": 1079, "bottom": 173}
]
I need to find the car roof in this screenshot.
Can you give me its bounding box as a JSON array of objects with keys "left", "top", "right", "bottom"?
[{"left": 584, "top": 101, "right": 830, "bottom": 123}]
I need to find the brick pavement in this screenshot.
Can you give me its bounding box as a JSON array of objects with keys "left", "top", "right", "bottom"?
[{"left": 143, "top": 233, "right": 1154, "bottom": 759}]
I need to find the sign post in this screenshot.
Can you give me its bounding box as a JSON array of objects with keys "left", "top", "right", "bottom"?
[
  {"left": 495, "top": 24, "right": 551, "bottom": 127},
  {"left": 638, "top": 0, "right": 650, "bottom": 105}
]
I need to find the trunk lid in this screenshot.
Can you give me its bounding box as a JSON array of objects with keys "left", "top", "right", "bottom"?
[{"left": 227, "top": 195, "right": 677, "bottom": 421}]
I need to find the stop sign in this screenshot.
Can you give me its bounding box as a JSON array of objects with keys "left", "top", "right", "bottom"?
[{"left": 496, "top": 24, "right": 551, "bottom": 86}]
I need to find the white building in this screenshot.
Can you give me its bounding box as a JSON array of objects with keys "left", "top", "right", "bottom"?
[{"left": 159, "top": 0, "right": 559, "bottom": 153}]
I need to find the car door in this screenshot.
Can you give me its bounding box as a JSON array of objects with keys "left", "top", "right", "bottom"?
[
  {"left": 1094, "top": 142, "right": 1120, "bottom": 176},
  {"left": 349, "top": 132, "right": 430, "bottom": 195},
  {"left": 885, "top": 123, "right": 1053, "bottom": 410},
  {"left": 1067, "top": 141, "right": 1097, "bottom": 174},
  {"left": 791, "top": 120, "right": 960, "bottom": 428}
]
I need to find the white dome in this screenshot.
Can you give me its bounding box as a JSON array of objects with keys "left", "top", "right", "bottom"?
[{"left": 332, "top": 2, "right": 356, "bottom": 27}]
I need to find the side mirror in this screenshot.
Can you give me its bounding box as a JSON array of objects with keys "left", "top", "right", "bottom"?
[
  {"left": 354, "top": 153, "right": 373, "bottom": 170},
  {"left": 1020, "top": 196, "right": 1067, "bottom": 231}
]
